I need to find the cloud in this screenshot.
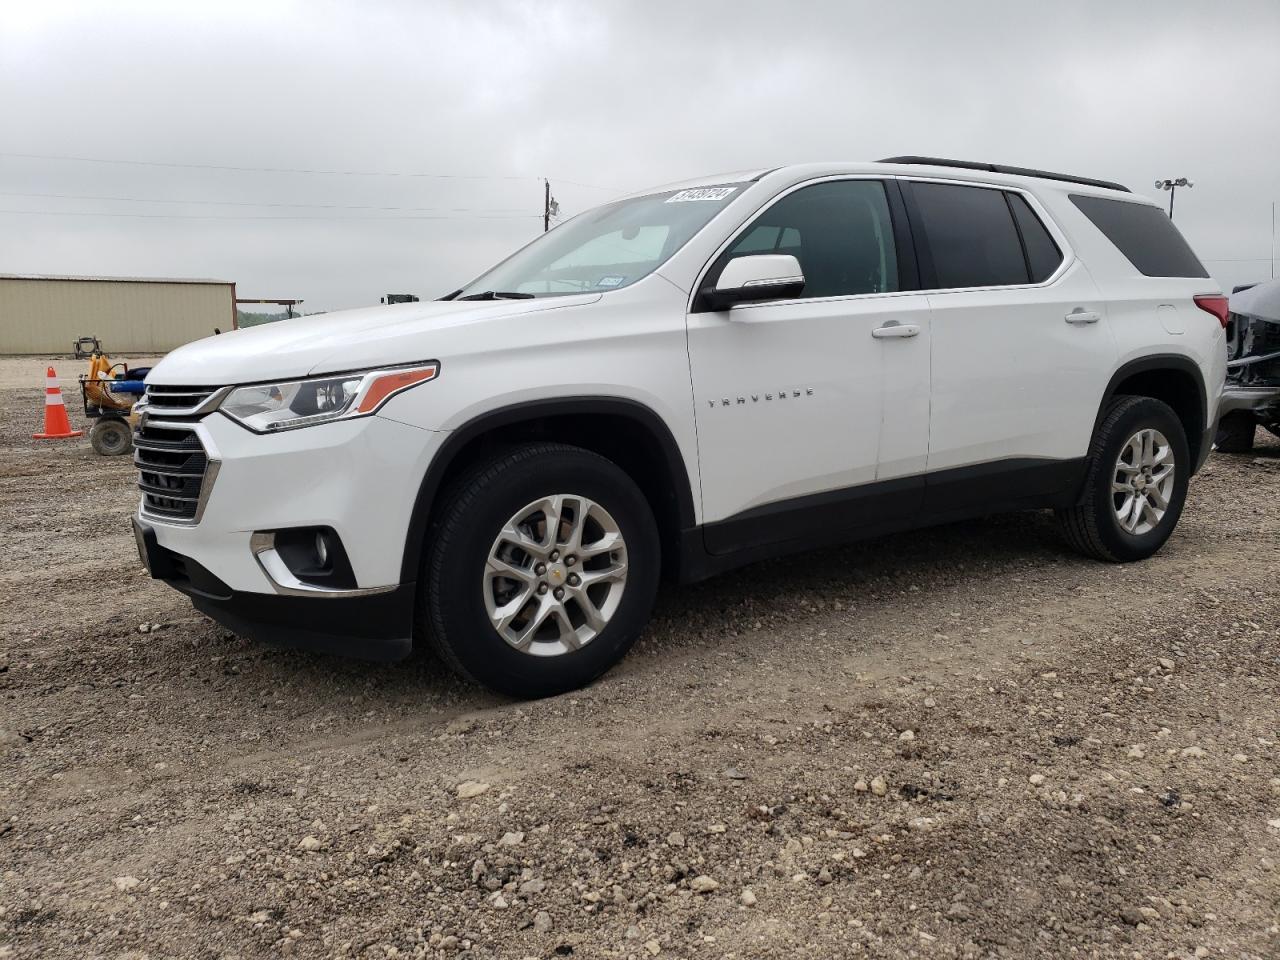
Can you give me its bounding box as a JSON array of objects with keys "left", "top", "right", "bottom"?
[{"left": 1, "top": 0, "right": 1277, "bottom": 309}]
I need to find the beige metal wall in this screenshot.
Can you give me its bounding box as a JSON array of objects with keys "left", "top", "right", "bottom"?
[{"left": 0, "top": 278, "right": 235, "bottom": 354}]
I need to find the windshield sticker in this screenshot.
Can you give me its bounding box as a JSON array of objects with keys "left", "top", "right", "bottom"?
[
  {"left": 596, "top": 275, "right": 627, "bottom": 288},
  {"left": 666, "top": 186, "right": 737, "bottom": 203}
]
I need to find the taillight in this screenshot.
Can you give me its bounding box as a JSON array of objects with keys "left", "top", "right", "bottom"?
[{"left": 1193, "top": 295, "right": 1230, "bottom": 329}]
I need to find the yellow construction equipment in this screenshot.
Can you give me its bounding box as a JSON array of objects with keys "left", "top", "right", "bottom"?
[{"left": 77, "top": 350, "right": 149, "bottom": 456}]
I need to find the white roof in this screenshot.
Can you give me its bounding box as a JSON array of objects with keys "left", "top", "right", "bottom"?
[
  {"left": 620, "top": 168, "right": 775, "bottom": 199},
  {"left": 626, "top": 160, "right": 1135, "bottom": 201},
  {"left": 0, "top": 272, "right": 233, "bottom": 285}
]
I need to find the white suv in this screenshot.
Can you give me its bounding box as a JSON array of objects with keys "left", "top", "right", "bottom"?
[{"left": 132, "top": 157, "right": 1228, "bottom": 697}]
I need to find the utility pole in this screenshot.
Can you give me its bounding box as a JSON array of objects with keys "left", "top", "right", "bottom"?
[
  {"left": 542, "top": 179, "right": 559, "bottom": 233},
  {"left": 1154, "top": 177, "right": 1193, "bottom": 220}
]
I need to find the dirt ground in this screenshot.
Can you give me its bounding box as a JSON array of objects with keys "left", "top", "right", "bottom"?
[{"left": 1, "top": 354, "right": 1277, "bottom": 960}]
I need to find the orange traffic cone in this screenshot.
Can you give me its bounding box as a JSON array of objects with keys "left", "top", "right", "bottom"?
[{"left": 33, "top": 366, "right": 83, "bottom": 440}]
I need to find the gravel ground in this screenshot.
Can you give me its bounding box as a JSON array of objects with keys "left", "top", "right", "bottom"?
[{"left": 1, "top": 355, "right": 1278, "bottom": 960}]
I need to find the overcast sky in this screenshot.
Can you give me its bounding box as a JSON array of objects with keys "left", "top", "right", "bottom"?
[{"left": 2, "top": 0, "right": 1278, "bottom": 312}]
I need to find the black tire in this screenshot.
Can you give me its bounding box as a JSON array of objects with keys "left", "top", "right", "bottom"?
[
  {"left": 421, "top": 442, "right": 660, "bottom": 698},
  {"left": 1056, "top": 396, "right": 1190, "bottom": 562},
  {"left": 90, "top": 418, "right": 132, "bottom": 456},
  {"left": 1215, "top": 411, "right": 1256, "bottom": 453}
]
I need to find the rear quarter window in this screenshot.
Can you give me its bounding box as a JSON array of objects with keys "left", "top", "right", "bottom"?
[{"left": 1069, "top": 194, "right": 1209, "bottom": 278}]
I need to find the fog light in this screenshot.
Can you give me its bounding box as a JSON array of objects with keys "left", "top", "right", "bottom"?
[{"left": 259, "top": 526, "right": 357, "bottom": 590}]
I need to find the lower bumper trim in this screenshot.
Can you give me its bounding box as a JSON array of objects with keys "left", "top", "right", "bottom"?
[
  {"left": 189, "top": 585, "right": 415, "bottom": 662},
  {"left": 134, "top": 516, "right": 414, "bottom": 661}
]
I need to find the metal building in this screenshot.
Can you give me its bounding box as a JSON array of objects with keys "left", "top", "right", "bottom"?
[{"left": 0, "top": 273, "right": 236, "bottom": 354}]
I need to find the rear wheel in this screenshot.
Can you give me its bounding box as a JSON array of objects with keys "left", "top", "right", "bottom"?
[
  {"left": 1215, "top": 411, "right": 1256, "bottom": 453},
  {"left": 422, "top": 442, "right": 660, "bottom": 698},
  {"left": 1057, "top": 396, "right": 1189, "bottom": 562},
  {"left": 89, "top": 417, "right": 132, "bottom": 456}
]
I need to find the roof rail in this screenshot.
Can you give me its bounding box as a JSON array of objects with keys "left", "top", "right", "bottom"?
[{"left": 879, "top": 156, "right": 1130, "bottom": 194}]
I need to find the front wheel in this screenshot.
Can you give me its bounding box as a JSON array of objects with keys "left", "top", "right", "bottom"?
[
  {"left": 422, "top": 442, "right": 660, "bottom": 698},
  {"left": 1056, "top": 396, "right": 1190, "bottom": 562}
]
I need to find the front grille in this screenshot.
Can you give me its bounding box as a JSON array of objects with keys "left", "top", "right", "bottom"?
[
  {"left": 144, "top": 384, "right": 223, "bottom": 412},
  {"left": 135, "top": 384, "right": 226, "bottom": 523}
]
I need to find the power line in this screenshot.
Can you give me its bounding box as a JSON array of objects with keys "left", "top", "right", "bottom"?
[
  {"left": 0, "top": 208, "right": 540, "bottom": 222},
  {"left": 0, "top": 150, "right": 540, "bottom": 181},
  {"left": 0, "top": 151, "right": 631, "bottom": 193},
  {"left": 0, "top": 189, "right": 532, "bottom": 215},
  {"left": 552, "top": 177, "right": 629, "bottom": 194}
]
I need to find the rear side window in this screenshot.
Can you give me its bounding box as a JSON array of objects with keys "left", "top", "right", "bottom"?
[
  {"left": 1069, "top": 194, "right": 1209, "bottom": 278},
  {"left": 1008, "top": 194, "right": 1063, "bottom": 282},
  {"left": 910, "top": 182, "right": 1028, "bottom": 288}
]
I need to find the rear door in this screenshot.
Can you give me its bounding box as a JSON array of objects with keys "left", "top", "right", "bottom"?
[
  {"left": 902, "top": 180, "right": 1117, "bottom": 515},
  {"left": 686, "top": 178, "right": 931, "bottom": 554}
]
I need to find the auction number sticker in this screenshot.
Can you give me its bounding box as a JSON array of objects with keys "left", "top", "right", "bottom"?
[{"left": 666, "top": 187, "right": 737, "bottom": 203}]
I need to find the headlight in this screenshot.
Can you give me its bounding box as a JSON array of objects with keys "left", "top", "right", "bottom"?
[{"left": 219, "top": 362, "right": 439, "bottom": 433}]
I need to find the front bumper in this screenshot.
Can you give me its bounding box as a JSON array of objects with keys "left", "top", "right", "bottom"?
[
  {"left": 134, "top": 517, "right": 414, "bottom": 660},
  {"left": 140, "top": 411, "right": 443, "bottom": 593},
  {"left": 135, "top": 409, "right": 444, "bottom": 659}
]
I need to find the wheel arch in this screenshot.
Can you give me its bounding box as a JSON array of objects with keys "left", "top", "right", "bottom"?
[
  {"left": 399, "top": 397, "right": 697, "bottom": 584},
  {"left": 1097, "top": 354, "right": 1209, "bottom": 472}
]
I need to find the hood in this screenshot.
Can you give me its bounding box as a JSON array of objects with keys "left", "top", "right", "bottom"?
[
  {"left": 1230, "top": 278, "right": 1280, "bottom": 325},
  {"left": 148, "top": 294, "right": 600, "bottom": 385}
]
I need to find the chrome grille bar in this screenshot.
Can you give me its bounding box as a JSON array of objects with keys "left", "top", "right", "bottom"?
[
  {"left": 135, "top": 392, "right": 224, "bottom": 525},
  {"left": 135, "top": 385, "right": 230, "bottom": 419}
]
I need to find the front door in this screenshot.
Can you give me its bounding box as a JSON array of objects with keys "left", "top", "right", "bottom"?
[{"left": 685, "top": 178, "right": 931, "bottom": 555}]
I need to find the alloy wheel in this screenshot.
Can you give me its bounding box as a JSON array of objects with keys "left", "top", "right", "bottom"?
[
  {"left": 484, "top": 494, "right": 628, "bottom": 656},
  {"left": 1112, "top": 428, "right": 1175, "bottom": 535}
]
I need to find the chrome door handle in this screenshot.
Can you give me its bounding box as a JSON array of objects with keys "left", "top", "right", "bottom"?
[
  {"left": 871, "top": 322, "right": 920, "bottom": 339},
  {"left": 1065, "top": 309, "right": 1101, "bottom": 325}
]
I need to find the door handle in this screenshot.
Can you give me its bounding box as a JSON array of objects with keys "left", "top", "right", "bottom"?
[
  {"left": 1065, "top": 309, "right": 1101, "bottom": 325},
  {"left": 871, "top": 322, "right": 920, "bottom": 339}
]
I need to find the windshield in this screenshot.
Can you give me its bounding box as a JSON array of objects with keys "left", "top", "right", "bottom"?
[{"left": 455, "top": 185, "right": 744, "bottom": 298}]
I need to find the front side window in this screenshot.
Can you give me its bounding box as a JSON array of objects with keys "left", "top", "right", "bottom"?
[
  {"left": 910, "top": 182, "right": 1029, "bottom": 289},
  {"left": 714, "top": 180, "right": 899, "bottom": 299},
  {"left": 455, "top": 185, "right": 743, "bottom": 298}
]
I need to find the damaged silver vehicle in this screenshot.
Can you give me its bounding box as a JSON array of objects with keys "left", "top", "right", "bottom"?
[{"left": 1217, "top": 278, "right": 1280, "bottom": 453}]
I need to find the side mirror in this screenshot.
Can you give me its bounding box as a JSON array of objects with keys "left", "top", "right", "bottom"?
[{"left": 702, "top": 254, "right": 805, "bottom": 311}]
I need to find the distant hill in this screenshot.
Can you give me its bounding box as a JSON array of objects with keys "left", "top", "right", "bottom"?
[
  {"left": 236, "top": 310, "right": 285, "bottom": 328},
  {"left": 236, "top": 310, "right": 324, "bottom": 328}
]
